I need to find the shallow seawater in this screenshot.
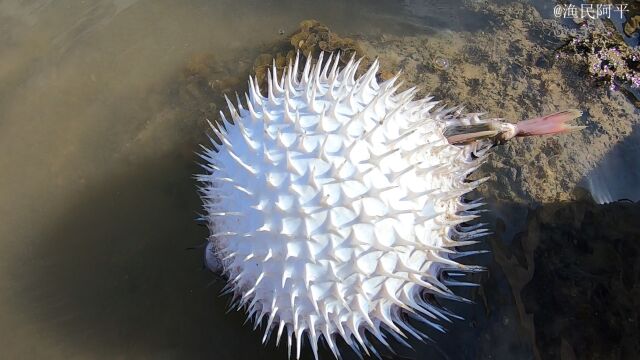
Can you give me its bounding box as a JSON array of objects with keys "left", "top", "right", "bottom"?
[{"left": 0, "top": 0, "right": 638, "bottom": 359}]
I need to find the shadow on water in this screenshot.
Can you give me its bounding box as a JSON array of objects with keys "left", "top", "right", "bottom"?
[
  {"left": 11, "top": 153, "right": 294, "bottom": 359},
  {"left": 414, "top": 193, "right": 640, "bottom": 360},
  {"left": 519, "top": 193, "right": 640, "bottom": 359},
  {"left": 584, "top": 124, "right": 640, "bottom": 204}
]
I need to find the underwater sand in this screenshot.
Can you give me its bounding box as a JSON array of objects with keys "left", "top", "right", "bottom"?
[{"left": 0, "top": 0, "right": 638, "bottom": 359}]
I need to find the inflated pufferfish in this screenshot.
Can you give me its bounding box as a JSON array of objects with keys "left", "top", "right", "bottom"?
[{"left": 197, "top": 52, "right": 581, "bottom": 359}]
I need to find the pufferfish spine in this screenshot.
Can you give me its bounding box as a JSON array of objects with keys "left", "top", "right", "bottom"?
[{"left": 197, "top": 52, "right": 491, "bottom": 359}]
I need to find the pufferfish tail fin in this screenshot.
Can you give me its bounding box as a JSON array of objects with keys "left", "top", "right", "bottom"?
[{"left": 515, "top": 109, "right": 584, "bottom": 138}]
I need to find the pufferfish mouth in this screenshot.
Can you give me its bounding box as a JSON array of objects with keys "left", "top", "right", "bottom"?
[{"left": 196, "top": 51, "right": 579, "bottom": 359}]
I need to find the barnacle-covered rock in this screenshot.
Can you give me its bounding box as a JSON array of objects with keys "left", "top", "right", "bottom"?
[
  {"left": 560, "top": 19, "right": 640, "bottom": 105},
  {"left": 290, "top": 20, "right": 363, "bottom": 61},
  {"left": 254, "top": 20, "right": 368, "bottom": 90}
]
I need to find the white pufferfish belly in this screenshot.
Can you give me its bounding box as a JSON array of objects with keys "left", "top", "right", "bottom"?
[{"left": 197, "top": 52, "right": 491, "bottom": 359}]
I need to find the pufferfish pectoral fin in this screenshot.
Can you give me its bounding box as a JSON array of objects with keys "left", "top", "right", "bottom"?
[{"left": 444, "top": 123, "right": 501, "bottom": 145}]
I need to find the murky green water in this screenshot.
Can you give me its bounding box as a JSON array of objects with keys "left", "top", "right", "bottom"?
[{"left": 1, "top": 0, "right": 638, "bottom": 359}]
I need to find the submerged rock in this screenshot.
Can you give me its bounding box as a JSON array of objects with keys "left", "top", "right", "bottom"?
[
  {"left": 289, "top": 20, "right": 363, "bottom": 61},
  {"left": 253, "top": 20, "right": 369, "bottom": 89}
]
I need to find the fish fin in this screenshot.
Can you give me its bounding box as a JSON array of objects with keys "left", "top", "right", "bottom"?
[{"left": 515, "top": 109, "right": 583, "bottom": 137}]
